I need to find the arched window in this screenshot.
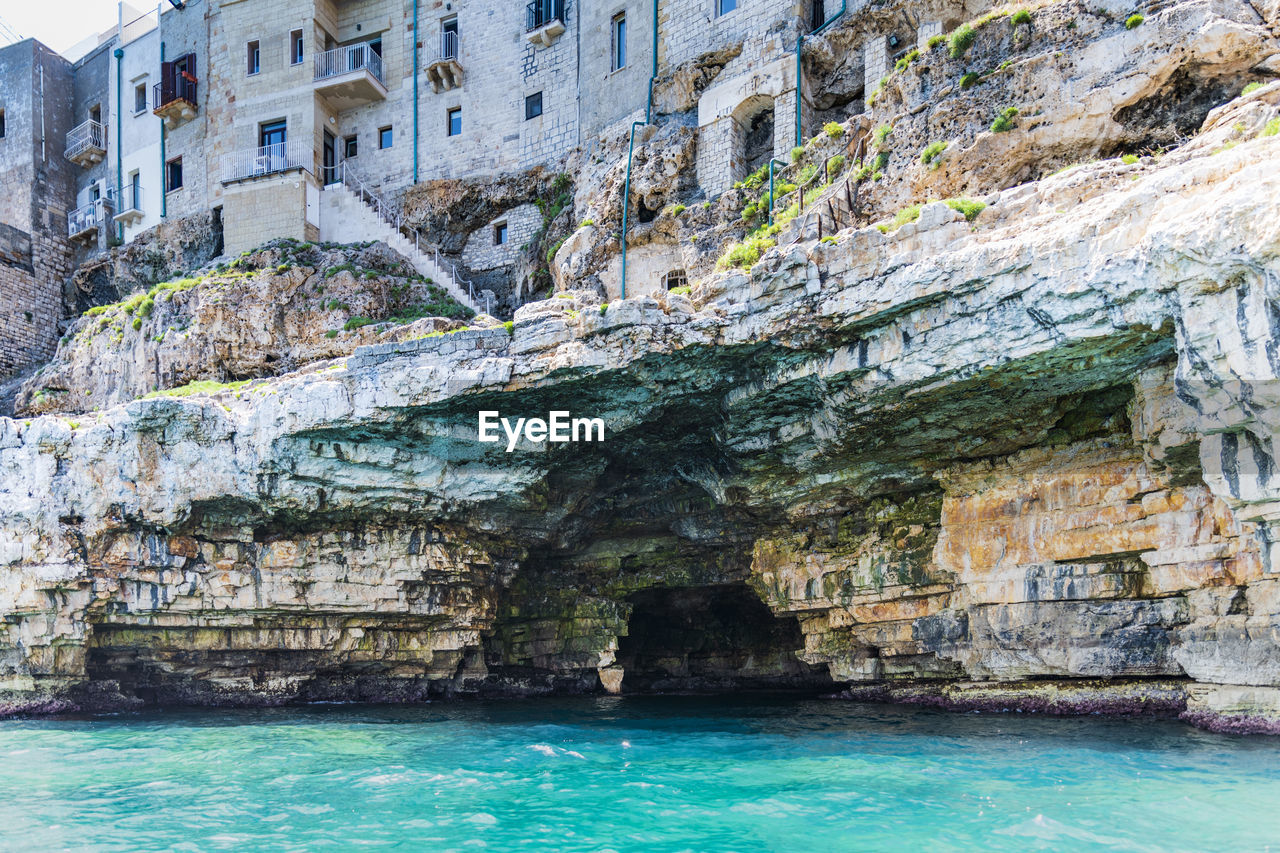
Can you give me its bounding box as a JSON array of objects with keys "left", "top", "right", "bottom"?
[{"left": 663, "top": 270, "right": 688, "bottom": 290}]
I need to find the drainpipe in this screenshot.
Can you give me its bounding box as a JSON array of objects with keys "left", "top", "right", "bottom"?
[
  {"left": 766, "top": 158, "right": 788, "bottom": 224},
  {"left": 115, "top": 47, "right": 125, "bottom": 242},
  {"left": 795, "top": 1, "right": 847, "bottom": 149},
  {"left": 160, "top": 40, "right": 167, "bottom": 218},
  {"left": 620, "top": 0, "right": 661, "bottom": 300},
  {"left": 412, "top": 0, "right": 419, "bottom": 183}
]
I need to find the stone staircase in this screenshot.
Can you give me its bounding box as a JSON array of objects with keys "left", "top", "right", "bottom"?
[
  {"left": 319, "top": 178, "right": 478, "bottom": 313},
  {"left": 779, "top": 171, "right": 864, "bottom": 245}
]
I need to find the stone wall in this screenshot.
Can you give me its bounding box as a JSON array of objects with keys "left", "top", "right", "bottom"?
[{"left": 462, "top": 203, "right": 542, "bottom": 272}]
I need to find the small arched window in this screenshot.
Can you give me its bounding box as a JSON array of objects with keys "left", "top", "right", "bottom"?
[{"left": 663, "top": 269, "right": 688, "bottom": 290}]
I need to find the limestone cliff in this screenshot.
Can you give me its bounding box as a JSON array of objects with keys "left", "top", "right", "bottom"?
[{"left": 3, "top": 79, "right": 1280, "bottom": 732}]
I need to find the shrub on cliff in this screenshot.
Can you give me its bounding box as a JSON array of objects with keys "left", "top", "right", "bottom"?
[
  {"left": 991, "top": 107, "right": 1019, "bottom": 133},
  {"left": 1125, "top": 14, "right": 1144, "bottom": 29},
  {"left": 920, "top": 141, "right": 947, "bottom": 167},
  {"left": 948, "top": 24, "right": 975, "bottom": 58},
  {"left": 717, "top": 235, "right": 777, "bottom": 270}
]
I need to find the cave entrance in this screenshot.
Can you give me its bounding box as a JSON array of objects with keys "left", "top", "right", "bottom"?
[
  {"left": 615, "top": 583, "right": 832, "bottom": 692},
  {"left": 734, "top": 95, "right": 776, "bottom": 182}
]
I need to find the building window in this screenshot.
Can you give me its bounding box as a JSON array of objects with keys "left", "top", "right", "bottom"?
[
  {"left": 663, "top": 269, "right": 689, "bottom": 290},
  {"left": 447, "top": 108, "right": 461, "bottom": 136},
  {"left": 166, "top": 157, "right": 183, "bottom": 192},
  {"left": 525, "top": 92, "right": 543, "bottom": 120},
  {"left": 611, "top": 14, "right": 626, "bottom": 71},
  {"left": 0, "top": 110, "right": 5, "bottom": 138},
  {"left": 260, "top": 120, "right": 287, "bottom": 148},
  {"left": 379, "top": 126, "right": 393, "bottom": 149},
  {"left": 89, "top": 104, "right": 101, "bottom": 124},
  {"left": 494, "top": 222, "right": 508, "bottom": 245},
  {"left": 290, "top": 29, "right": 304, "bottom": 65},
  {"left": 134, "top": 83, "right": 147, "bottom": 113},
  {"left": 248, "top": 40, "right": 260, "bottom": 75},
  {"left": 717, "top": 0, "right": 737, "bottom": 15},
  {"left": 344, "top": 135, "right": 358, "bottom": 158}
]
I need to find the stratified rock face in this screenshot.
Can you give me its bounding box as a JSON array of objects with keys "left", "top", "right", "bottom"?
[
  {"left": 2, "top": 25, "right": 1280, "bottom": 732},
  {"left": 16, "top": 241, "right": 472, "bottom": 417}
]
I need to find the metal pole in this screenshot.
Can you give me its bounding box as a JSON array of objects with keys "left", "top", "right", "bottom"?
[
  {"left": 412, "top": 0, "right": 419, "bottom": 183},
  {"left": 766, "top": 158, "right": 787, "bottom": 224},
  {"left": 795, "top": 1, "right": 847, "bottom": 149},
  {"left": 621, "top": 0, "right": 660, "bottom": 298}
]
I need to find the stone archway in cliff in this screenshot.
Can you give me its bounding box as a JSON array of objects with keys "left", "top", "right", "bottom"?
[
  {"left": 614, "top": 583, "right": 831, "bottom": 692},
  {"left": 733, "top": 95, "right": 777, "bottom": 183}
]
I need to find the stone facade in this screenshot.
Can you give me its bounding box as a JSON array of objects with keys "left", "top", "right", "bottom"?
[{"left": 462, "top": 203, "right": 541, "bottom": 271}]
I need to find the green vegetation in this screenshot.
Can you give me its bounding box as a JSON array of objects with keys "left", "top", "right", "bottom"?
[
  {"left": 948, "top": 24, "right": 976, "bottom": 58},
  {"left": 142, "top": 379, "right": 250, "bottom": 400},
  {"left": 824, "top": 121, "right": 845, "bottom": 139},
  {"left": 343, "top": 316, "right": 375, "bottom": 332},
  {"left": 668, "top": 285, "right": 693, "bottom": 296},
  {"left": 926, "top": 33, "right": 947, "bottom": 50},
  {"left": 944, "top": 198, "right": 987, "bottom": 221},
  {"left": 827, "top": 154, "right": 846, "bottom": 179},
  {"left": 877, "top": 204, "right": 922, "bottom": 233},
  {"left": 894, "top": 49, "right": 920, "bottom": 73},
  {"left": 920, "top": 141, "right": 947, "bottom": 167},
  {"left": 546, "top": 237, "right": 567, "bottom": 264},
  {"left": 580, "top": 218, "right": 595, "bottom": 227},
  {"left": 599, "top": 303, "right": 608, "bottom": 315},
  {"left": 1120, "top": 153, "right": 1139, "bottom": 165},
  {"left": 504, "top": 320, "right": 516, "bottom": 334},
  {"left": 1260, "top": 118, "right": 1280, "bottom": 137},
  {"left": 820, "top": 235, "right": 838, "bottom": 244},
  {"left": 1125, "top": 13, "right": 1144, "bottom": 29},
  {"left": 866, "top": 76, "right": 887, "bottom": 106},
  {"left": 991, "top": 106, "right": 1019, "bottom": 133},
  {"left": 1010, "top": 9, "right": 1033, "bottom": 26},
  {"left": 791, "top": 145, "right": 805, "bottom": 162},
  {"left": 874, "top": 124, "right": 893, "bottom": 149},
  {"left": 960, "top": 71, "right": 980, "bottom": 89},
  {"left": 1241, "top": 82, "right": 1264, "bottom": 96},
  {"left": 734, "top": 162, "right": 770, "bottom": 191},
  {"left": 671, "top": 204, "right": 687, "bottom": 215},
  {"left": 717, "top": 235, "right": 777, "bottom": 270},
  {"left": 324, "top": 330, "right": 339, "bottom": 339}
]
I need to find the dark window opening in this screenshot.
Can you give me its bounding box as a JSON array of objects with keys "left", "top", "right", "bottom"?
[
  {"left": 637, "top": 198, "right": 657, "bottom": 223},
  {"left": 89, "top": 104, "right": 101, "bottom": 124},
  {"left": 290, "top": 29, "right": 304, "bottom": 65},
  {"left": 663, "top": 269, "right": 688, "bottom": 290},
  {"left": 0, "top": 110, "right": 5, "bottom": 138},
  {"left": 525, "top": 92, "right": 543, "bottom": 120},
  {"left": 742, "top": 104, "right": 775, "bottom": 177},
  {"left": 379, "top": 126, "right": 393, "bottom": 149},
  {"left": 448, "top": 108, "right": 462, "bottom": 137},
  {"left": 344, "top": 135, "right": 358, "bottom": 158},
  {"left": 494, "top": 222, "right": 508, "bottom": 245},
  {"left": 166, "top": 157, "right": 183, "bottom": 192},
  {"left": 248, "top": 40, "right": 260, "bottom": 75},
  {"left": 809, "top": 0, "right": 826, "bottom": 30},
  {"left": 718, "top": 0, "right": 737, "bottom": 15}
]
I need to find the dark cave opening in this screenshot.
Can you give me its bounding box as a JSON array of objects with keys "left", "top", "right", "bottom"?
[{"left": 615, "top": 584, "right": 832, "bottom": 693}]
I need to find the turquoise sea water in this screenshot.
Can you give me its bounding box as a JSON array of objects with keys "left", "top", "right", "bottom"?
[{"left": 1, "top": 696, "right": 1278, "bottom": 852}]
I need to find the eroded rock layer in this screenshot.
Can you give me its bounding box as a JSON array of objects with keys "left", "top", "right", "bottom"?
[{"left": 3, "top": 81, "right": 1280, "bottom": 733}]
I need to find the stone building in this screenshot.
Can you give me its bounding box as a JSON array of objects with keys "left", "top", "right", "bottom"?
[{"left": 1, "top": 0, "right": 965, "bottom": 374}]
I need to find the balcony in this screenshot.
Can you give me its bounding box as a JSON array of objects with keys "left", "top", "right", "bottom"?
[
  {"left": 113, "top": 185, "right": 144, "bottom": 227},
  {"left": 67, "top": 197, "right": 114, "bottom": 242},
  {"left": 65, "top": 120, "right": 106, "bottom": 167},
  {"left": 220, "top": 139, "right": 311, "bottom": 185},
  {"left": 314, "top": 43, "right": 387, "bottom": 111},
  {"left": 526, "top": 0, "right": 566, "bottom": 47},
  {"left": 426, "top": 31, "right": 462, "bottom": 93},
  {"left": 153, "top": 74, "right": 197, "bottom": 128}
]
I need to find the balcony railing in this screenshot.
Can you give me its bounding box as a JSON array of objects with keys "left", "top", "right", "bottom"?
[
  {"left": 154, "top": 74, "right": 197, "bottom": 112},
  {"left": 314, "top": 43, "right": 384, "bottom": 85},
  {"left": 437, "top": 30, "right": 459, "bottom": 62},
  {"left": 526, "top": 0, "right": 565, "bottom": 32},
  {"left": 221, "top": 139, "right": 311, "bottom": 184},
  {"left": 67, "top": 197, "right": 114, "bottom": 238},
  {"left": 65, "top": 119, "right": 106, "bottom": 164}
]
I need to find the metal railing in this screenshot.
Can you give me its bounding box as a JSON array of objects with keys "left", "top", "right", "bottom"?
[
  {"left": 118, "top": 184, "right": 144, "bottom": 216},
  {"left": 339, "top": 162, "right": 480, "bottom": 311},
  {"left": 67, "top": 197, "right": 114, "bottom": 236},
  {"left": 314, "top": 43, "right": 385, "bottom": 85},
  {"left": 437, "top": 30, "right": 459, "bottom": 62},
  {"left": 221, "top": 139, "right": 312, "bottom": 183},
  {"left": 65, "top": 119, "right": 106, "bottom": 161},
  {"left": 526, "top": 0, "right": 565, "bottom": 31},
  {"left": 154, "top": 73, "right": 196, "bottom": 111}
]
